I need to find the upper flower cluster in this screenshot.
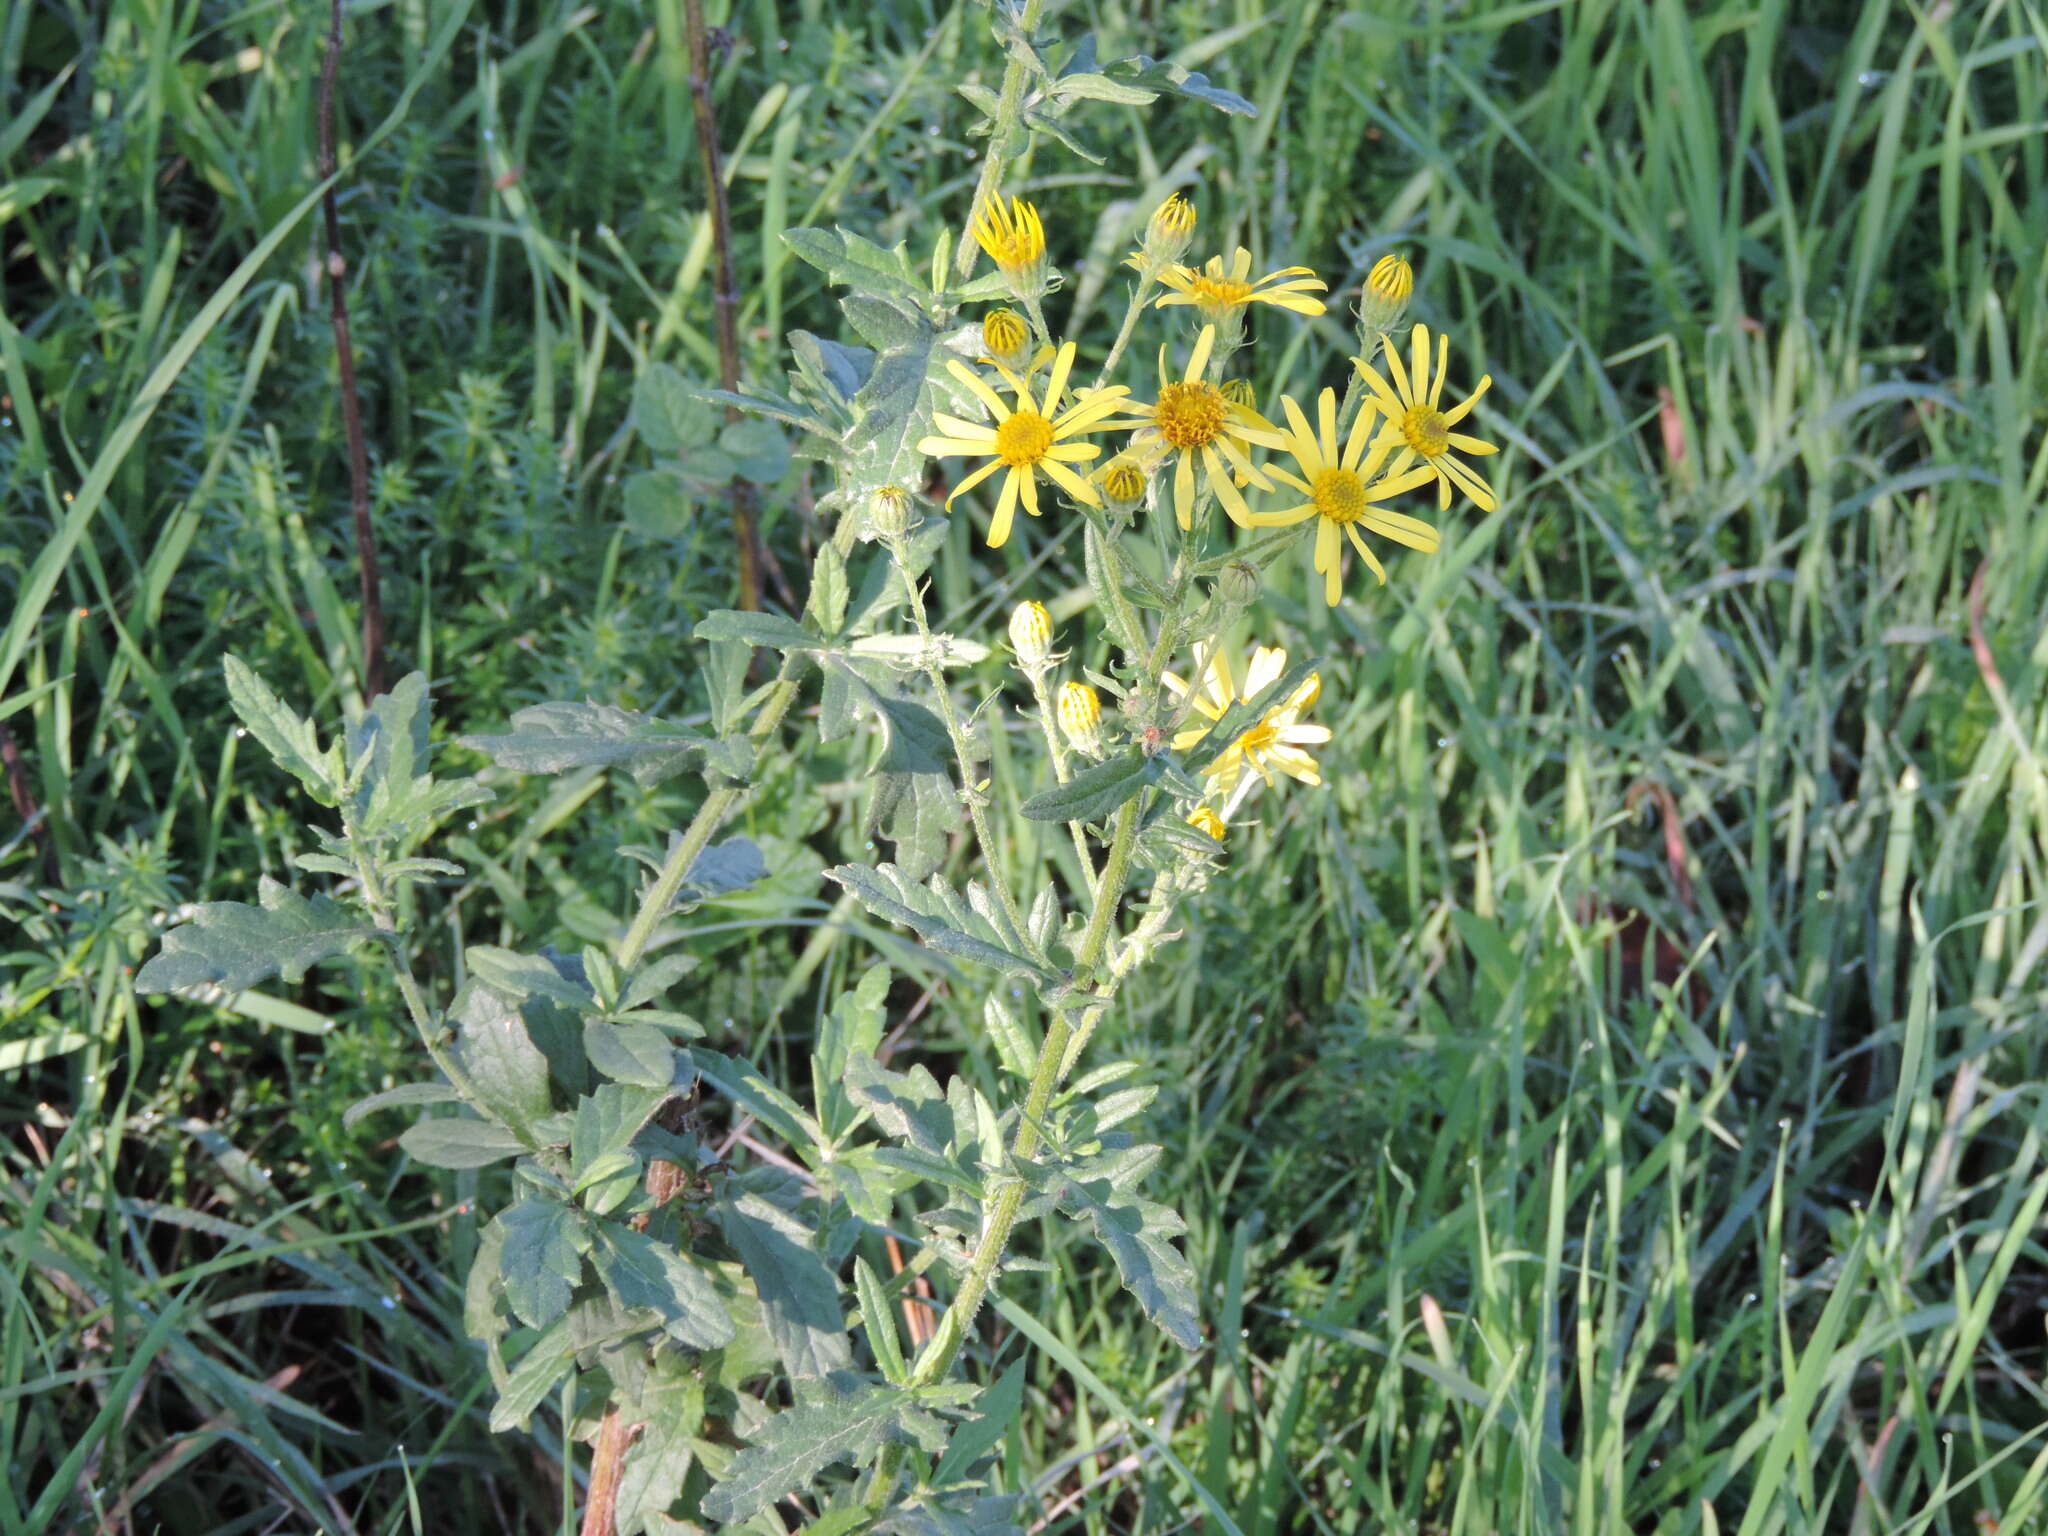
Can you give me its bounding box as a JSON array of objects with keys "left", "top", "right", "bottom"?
[{"left": 922, "top": 194, "right": 1499, "bottom": 605}]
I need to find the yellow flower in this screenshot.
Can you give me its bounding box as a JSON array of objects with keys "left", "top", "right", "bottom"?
[
  {"left": 1126, "top": 193, "right": 1197, "bottom": 273},
  {"left": 979, "top": 308, "right": 1032, "bottom": 371},
  {"left": 1355, "top": 323, "right": 1499, "bottom": 513},
  {"left": 1163, "top": 645, "right": 1330, "bottom": 792},
  {"left": 1155, "top": 247, "right": 1327, "bottom": 322},
  {"left": 915, "top": 341, "right": 1129, "bottom": 548},
  {"left": 1244, "top": 388, "right": 1439, "bottom": 606},
  {"left": 1057, "top": 681, "right": 1103, "bottom": 755},
  {"left": 1359, "top": 254, "right": 1413, "bottom": 333},
  {"left": 1096, "top": 455, "right": 1149, "bottom": 512},
  {"left": 971, "top": 195, "right": 1047, "bottom": 296},
  {"left": 1116, "top": 324, "right": 1283, "bottom": 529},
  {"left": 1187, "top": 807, "right": 1227, "bottom": 842},
  {"left": 1008, "top": 601, "right": 1054, "bottom": 668}
]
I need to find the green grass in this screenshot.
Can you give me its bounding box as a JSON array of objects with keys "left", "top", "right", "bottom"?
[{"left": 4, "top": 0, "right": 2047, "bottom": 1531}]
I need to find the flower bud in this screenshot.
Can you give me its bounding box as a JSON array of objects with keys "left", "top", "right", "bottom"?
[
  {"left": 1096, "top": 456, "right": 1148, "bottom": 515},
  {"left": 1214, "top": 558, "right": 1261, "bottom": 608},
  {"left": 870, "top": 483, "right": 917, "bottom": 540},
  {"left": 1057, "top": 682, "right": 1103, "bottom": 755},
  {"left": 1219, "top": 378, "right": 1258, "bottom": 411},
  {"left": 980, "top": 308, "right": 1032, "bottom": 372},
  {"left": 1359, "top": 253, "right": 1413, "bottom": 337},
  {"left": 972, "top": 195, "right": 1048, "bottom": 302},
  {"left": 1008, "top": 600, "right": 1054, "bottom": 669},
  {"left": 1143, "top": 193, "right": 1197, "bottom": 267},
  {"left": 1187, "top": 807, "right": 1226, "bottom": 843}
]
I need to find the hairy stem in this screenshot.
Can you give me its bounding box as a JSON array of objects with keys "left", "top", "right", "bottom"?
[
  {"left": 616, "top": 659, "right": 802, "bottom": 972},
  {"left": 1094, "top": 272, "right": 1156, "bottom": 386},
  {"left": 952, "top": 0, "right": 1050, "bottom": 283}
]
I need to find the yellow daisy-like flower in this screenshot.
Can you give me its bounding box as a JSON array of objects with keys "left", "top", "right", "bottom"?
[
  {"left": 979, "top": 308, "right": 1032, "bottom": 371},
  {"left": 1115, "top": 324, "right": 1283, "bottom": 529},
  {"left": 1096, "top": 455, "right": 1149, "bottom": 512},
  {"left": 1186, "top": 807, "right": 1227, "bottom": 842},
  {"left": 1155, "top": 247, "right": 1327, "bottom": 322},
  {"left": 1163, "top": 645, "right": 1330, "bottom": 792},
  {"left": 1245, "top": 388, "right": 1439, "bottom": 606},
  {"left": 1355, "top": 322, "right": 1499, "bottom": 513},
  {"left": 971, "top": 195, "right": 1047, "bottom": 295},
  {"left": 915, "top": 341, "right": 1129, "bottom": 548}
]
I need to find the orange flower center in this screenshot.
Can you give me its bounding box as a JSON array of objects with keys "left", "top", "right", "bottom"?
[
  {"left": 1237, "top": 721, "right": 1279, "bottom": 755},
  {"left": 1310, "top": 466, "right": 1367, "bottom": 525},
  {"left": 996, "top": 411, "right": 1054, "bottom": 467},
  {"left": 1401, "top": 403, "right": 1450, "bottom": 457},
  {"left": 1155, "top": 380, "right": 1228, "bottom": 451},
  {"left": 1183, "top": 272, "right": 1254, "bottom": 310}
]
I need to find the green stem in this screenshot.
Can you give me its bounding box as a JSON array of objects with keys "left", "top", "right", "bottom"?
[
  {"left": 1026, "top": 668, "right": 1097, "bottom": 899},
  {"left": 953, "top": 0, "right": 1050, "bottom": 283},
  {"left": 616, "top": 660, "right": 802, "bottom": 972},
  {"left": 887, "top": 534, "right": 1035, "bottom": 955},
  {"left": 1094, "top": 273, "right": 1156, "bottom": 387},
  {"left": 349, "top": 833, "right": 474, "bottom": 1101}
]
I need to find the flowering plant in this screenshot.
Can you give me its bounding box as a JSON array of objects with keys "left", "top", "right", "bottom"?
[{"left": 136, "top": 9, "right": 1494, "bottom": 1528}]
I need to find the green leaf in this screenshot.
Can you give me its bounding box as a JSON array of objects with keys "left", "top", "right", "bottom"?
[
  {"left": 826, "top": 864, "right": 1055, "bottom": 980},
  {"left": 693, "top": 609, "right": 823, "bottom": 653},
  {"left": 1049, "top": 70, "right": 1158, "bottom": 105},
  {"left": 1022, "top": 1145, "right": 1202, "bottom": 1349},
  {"left": 1178, "top": 655, "right": 1319, "bottom": 778},
  {"left": 342, "top": 1080, "right": 457, "bottom": 1130},
  {"left": 931, "top": 1359, "right": 1028, "bottom": 1486},
  {"left": 634, "top": 362, "right": 708, "bottom": 455},
  {"left": 584, "top": 1019, "right": 679, "bottom": 1089},
  {"left": 494, "top": 1199, "right": 586, "bottom": 1329},
  {"left": 594, "top": 1224, "right": 735, "bottom": 1350},
  {"left": 344, "top": 672, "right": 493, "bottom": 847},
  {"left": 683, "top": 836, "right": 768, "bottom": 897},
  {"left": 815, "top": 965, "right": 891, "bottom": 1140},
  {"left": 718, "top": 1192, "right": 852, "bottom": 1380},
  {"left": 833, "top": 668, "right": 958, "bottom": 881},
  {"left": 622, "top": 470, "right": 693, "bottom": 540},
  {"left": 807, "top": 543, "right": 850, "bottom": 637},
  {"left": 873, "top": 1494, "right": 1031, "bottom": 1536},
  {"left": 461, "top": 701, "right": 713, "bottom": 788},
  {"left": 844, "top": 308, "right": 940, "bottom": 497},
  {"left": 1019, "top": 750, "right": 1159, "bottom": 824},
  {"left": 1101, "top": 54, "right": 1256, "bottom": 115},
  {"left": 686, "top": 1049, "right": 823, "bottom": 1153},
  {"left": 399, "top": 1114, "right": 527, "bottom": 1170},
  {"left": 489, "top": 1316, "right": 577, "bottom": 1432},
  {"left": 613, "top": 1364, "right": 704, "bottom": 1536},
  {"left": 780, "top": 227, "right": 925, "bottom": 299},
  {"left": 721, "top": 418, "right": 791, "bottom": 483},
  {"left": 842, "top": 1052, "right": 951, "bottom": 1154},
  {"left": 221, "top": 654, "right": 340, "bottom": 804},
  {"left": 699, "top": 1384, "right": 908, "bottom": 1525},
  {"left": 134, "top": 876, "right": 375, "bottom": 995},
  {"left": 854, "top": 1256, "right": 907, "bottom": 1384},
  {"left": 452, "top": 981, "right": 554, "bottom": 1142},
  {"left": 571, "top": 1083, "right": 671, "bottom": 1186}
]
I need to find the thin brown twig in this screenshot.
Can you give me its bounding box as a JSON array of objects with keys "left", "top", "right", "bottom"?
[
  {"left": 1, "top": 719, "right": 59, "bottom": 888},
  {"left": 578, "top": 1404, "right": 640, "bottom": 1536},
  {"left": 683, "top": 0, "right": 763, "bottom": 611},
  {"left": 318, "top": 0, "right": 386, "bottom": 697}
]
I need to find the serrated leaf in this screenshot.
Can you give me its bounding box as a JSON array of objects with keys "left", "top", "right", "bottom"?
[
  {"left": 719, "top": 1192, "right": 851, "bottom": 1380},
  {"left": 221, "top": 654, "right": 339, "bottom": 804},
  {"left": 571, "top": 1083, "right": 671, "bottom": 1185},
  {"left": 693, "top": 609, "right": 823, "bottom": 652},
  {"left": 344, "top": 672, "right": 493, "bottom": 847},
  {"left": 687, "top": 1048, "right": 822, "bottom": 1152},
  {"left": 845, "top": 310, "right": 940, "bottom": 497},
  {"left": 495, "top": 1199, "right": 586, "bottom": 1329},
  {"left": 399, "top": 1114, "right": 526, "bottom": 1170},
  {"left": 839, "top": 671, "right": 957, "bottom": 881},
  {"left": 873, "top": 1494, "right": 1031, "bottom": 1536},
  {"left": 593, "top": 1223, "right": 735, "bottom": 1350},
  {"left": 584, "top": 1019, "right": 678, "bottom": 1088},
  {"left": 790, "top": 330, "right": 875, "bottom": 405},
  {"left": 1020, "top": 105, "right": 1104, "bottom": 165},
  {"left": 465, "top": 945, "right": 593, "bottom": 1011},
  {"left": 807, "top": 543, "right": 850, "bottom": 637},
  {"left": 489, "top": 1316, "right": 577, "bottom": 1432},
  {"left": 452, "top": 981, "right": 553, "bottom": 1142},
  {"left": 816, "top": 966, "right": 891, "bottom": 1140},
  {"left": 634, "top": 362, "right": 707, "bottom": 455},
  {"left": 613, "top": 1365, "right": 704, "bottom": 1536},
  {"left": 843, "top": 1051, "right": 951, "bottom": 1154},
  {"left": 781, "top": 227, "right": 924, "bottom": 298},
  {"left": 462, "top": 701, "right": 712, "bottom": 788},
  {"left": 1019, "top": 750, "right": 1159, "bottom": 824},
  {"left": 342, "top": 1080, "right": 457, "bottom": 1130},
  {"left": 699, "top": 1385, "right": 908, "bottom": 1525},
  {"left": 1101, "top": 54, "right": 1256, "bottom": 115},
  {"left": 1024, "top": 1147, "right": 1202, "bottom": 1349},
  {"left": 135, "top": 876, "right": 375, "bottom": 995},
  {"left": 931, "top": 1359, "right": 1027, "bottom": 1486},
  {"left": 682, "top": 835, "right": 768, "bottom": 898},
  {"left": 826, "top": 864, "right": 1055, "bottom": 980}
]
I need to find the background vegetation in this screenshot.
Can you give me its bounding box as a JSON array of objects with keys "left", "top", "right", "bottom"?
[{"left": 4, "top": 0, "right": 2046, "bottom": 1530}]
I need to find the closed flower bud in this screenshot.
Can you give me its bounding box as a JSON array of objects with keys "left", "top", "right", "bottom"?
[
  {"left": 1057, "top": 682, "right": 1103, "bottom": 755},
  {"left": 1144, "top": 193, "right": 1197, "bottom": 266},
  {"left": 870, "top": 483, "right": 917, "bottom": 540},
  {"left": 1215, "top": 558, "right": 1261, "bottom": 608},
  {"left": 1359, "top": 253, "right": 1414, "bottom": 336},
  {"left": 1187, "top": 807, "right": 1226, "bottom": 842},
  {"left": 1219, "top": 378, "right": 1258, "bottom": 410},
  {"left": 1096, "top": 456, "right": 1148, "bottom": 514},
  {"left": 980, "top": 308, "right": 1032, "bottom": 371},
  {"left": 971, "top": 195, "right": 1048, "bottom": 301},
  {"left": 1008, "top": 601, "right": 1054, "bottom": 668}
]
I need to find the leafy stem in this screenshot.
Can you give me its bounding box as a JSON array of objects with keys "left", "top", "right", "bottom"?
[{"left": 952, "top": 0, "right": 1050, "bottom": 283}]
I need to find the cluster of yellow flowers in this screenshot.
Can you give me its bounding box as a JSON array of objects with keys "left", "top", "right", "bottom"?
[
  {"left": 919, "top": 193, "right": 1499, "bottom": 603},
  {"left": 927, "top": 193, "right": 1502, "bottom": 847}
]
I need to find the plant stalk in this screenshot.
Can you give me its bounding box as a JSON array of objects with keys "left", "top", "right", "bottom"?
[{"left": 952, "top": 0, "right": 1050, "bottom": 283}]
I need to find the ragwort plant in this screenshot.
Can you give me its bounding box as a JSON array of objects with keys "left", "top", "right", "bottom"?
[{"left": 136, "top": 14, "right": 1498, "bottom": 1530}]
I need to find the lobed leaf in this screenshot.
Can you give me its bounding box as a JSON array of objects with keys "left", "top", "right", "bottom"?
[
  {"left": 135, "top": 876, "right": 376, "bottom": 995},
  {"left": 1018, "top": 750, "right": 1160, "bottom": 825},
  {"left": 461, "top": 701, "right": 716, "bottom": 789},
  {"left": 826, "top": 863, "right": 1055, "bottom": 980}
]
